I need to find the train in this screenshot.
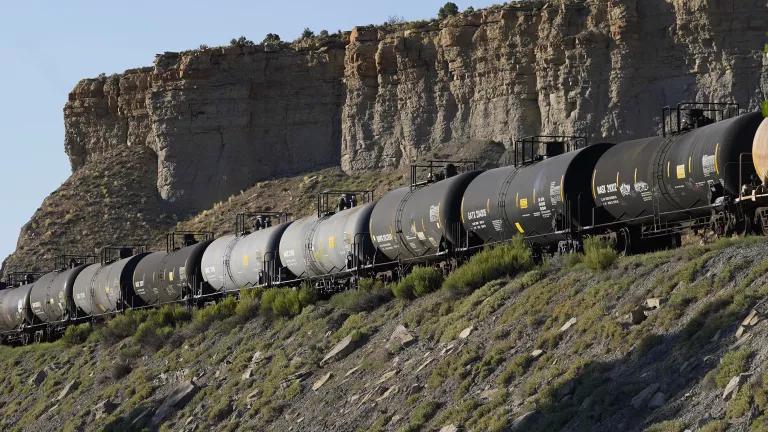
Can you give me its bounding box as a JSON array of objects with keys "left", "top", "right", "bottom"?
[{"left": 1, "top": 102, "right": 767, "bottom": 345}]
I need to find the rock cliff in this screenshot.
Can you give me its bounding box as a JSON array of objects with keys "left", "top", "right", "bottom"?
[
  {"left": 64, "top": 43, "right": 346, "bottom": 212},
  {"left": 341, "top": 0, "right": 768, "bottom": 171}
]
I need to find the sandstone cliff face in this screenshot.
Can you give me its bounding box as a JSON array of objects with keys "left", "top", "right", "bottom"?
[
  {"left": 65, "top": 44, "right": 346, "bottom": 212},
  {"left": 341, "top": 0, "right": 768, "bottom": 171}
]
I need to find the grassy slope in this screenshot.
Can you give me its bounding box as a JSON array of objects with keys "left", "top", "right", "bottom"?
[{"left": 3, "top": 236, "right": 768, "bottom": 432}]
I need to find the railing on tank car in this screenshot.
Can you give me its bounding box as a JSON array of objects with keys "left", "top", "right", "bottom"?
[
  {"left": 235, "top": 211, "right": 290, "bottom": 236},
  {"left": 661, "top": 102, "right": 739, "bottom": 137},
  {"left": 316, "top": 190, "right": 373, "bottom": 217},
  {"left": 410, "top": 160, "right": 477, "bottom": 191},
  {"left": 165, "top": 231, "right": 213, "bottom": 252},
  {"left": 507, "top": 135, "right": 587, "bottom": 167}
]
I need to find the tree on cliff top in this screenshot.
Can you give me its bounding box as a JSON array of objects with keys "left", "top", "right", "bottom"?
[
  {"left": 438, "top": 2, "right": 460, "bottom": 19},
  {"left": 301, "top": 28, "right": 315, "bottom": 39},
  {"left": 262, "top": 33, "right": 281, "bottom": 44},
  {"left": 230, "top": 36, "right": 255, "bottom": 47}
]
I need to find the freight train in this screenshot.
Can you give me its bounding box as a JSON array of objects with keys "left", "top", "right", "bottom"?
[{"left": 2, "top": 102, "right": 767, "bottom": 345}]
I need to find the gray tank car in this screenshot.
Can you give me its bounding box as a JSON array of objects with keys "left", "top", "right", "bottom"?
[
  {"left": 369, "top": 171, "right": 480, "bottom": 261},
  {"left": 201, "top": 222, "right": 292, "bottom": 291},
  {"left": 279, "top": 203, "right": 376, "bottom": 278},
  {"left": 132, "top": 242, "right": 211, "bottom": 305}
]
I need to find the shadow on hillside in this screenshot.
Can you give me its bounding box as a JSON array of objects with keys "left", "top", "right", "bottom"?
[
  {"left": 520, "top": 297, "right": 747, "bottom": 432},
  {"left": 103, "top": 400, "right": 159, "bottom": 432}
]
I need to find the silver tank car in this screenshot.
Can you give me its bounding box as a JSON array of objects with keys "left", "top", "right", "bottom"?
[
  {"left": 279, "top": 203, "right": 376, "bottom": 278},
  {"left": 29, "top": 265, "right": 88, "bottom": 323},
  {"left": 369, "top": 171, "right": 480, "bottom": 261},
  {"left": 461, "top": 143, "right": 613, "bottom": 244},
  {"left": 201, "top": 223, "right": 292, "bottom": 292},
  {"left": 73, "top": 254, "right": 148, "bottom": 315},
  {"left": 0, "top": 283, "right": 35, "bottom": 332},
  {"left": 592, "top": 112, "right": 764, "bottom": 223},
  {"left": 132, "top": 242, "right": 211, "bottom": 305}
]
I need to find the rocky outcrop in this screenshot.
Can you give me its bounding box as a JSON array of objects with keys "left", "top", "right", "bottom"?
[
  {"left": 65, "top": 43, "right": 346, "bottom": 212},
  {"left": 341, "top": 0, "right": 768, "bottom": 171},
  {"left": 2, "top": 146, "right": 177, "bottom": 274}
]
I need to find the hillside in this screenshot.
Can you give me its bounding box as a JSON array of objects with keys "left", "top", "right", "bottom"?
[{"left": 3, "top": 236, "right": 768, "bottom": 431}]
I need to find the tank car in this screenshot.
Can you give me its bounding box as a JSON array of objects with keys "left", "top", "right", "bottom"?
[
  {"left": 369, "top": 167, "right": 480, "bottom": 261},
  {"left": 592, "top": 111, "right": 764, "bottom": 232},
  {"left": 202, "top": 216, "right": 292, "bottom": 291},
  {"left": 73, "top": 251, "right": 148, "bottom": 315},
  {"left": 461, "top": 142, "right": 613, "bottom": 249},
  {"left": 0, "top": 282, "right": 36, "bottom": 332},
  {"left": 279, "top": 194, "right": 376, "bottom": 279},
  {"left": 29, "top": 263, "right": 89, "bottom": 323},
  {"left": 132, "top": 237, "right": 212, "bottom": 306}
]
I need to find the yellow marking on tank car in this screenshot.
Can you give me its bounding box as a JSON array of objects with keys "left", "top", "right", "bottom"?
[
  {"left": 520, "top": 198, "right": 528, "bottom": 209},
  {"left": 460, "top": 197, "right": 465, "bottom": 223},
  {"left": 634, "top": 168, "right": 637, "bottom": 184},
  {"left": 243, "top": 255, "right": 249, "bottom": 266},
  {"left": 328, "top": 236, "right": 336, "bottom": 249},
  {"left": 515, "top": 222, "right": 525, "bottom": 233},
  {"left": 168, "top": 272, "right": 174, "bottom": 282},
  {"left": 515, "top": 192, "right": 520, "bottom": 208},
  {"left": 592, "top": 169, "right": 597, "bottom": 199},
  {"left": 676, "top": 164, "right": 686, "bottom": 179},
  {"left": 688, "top": 156, "right": 692, "bottom": 174},
  {"left": 715, "top": 143, "right": 720, "bottom": 175}
]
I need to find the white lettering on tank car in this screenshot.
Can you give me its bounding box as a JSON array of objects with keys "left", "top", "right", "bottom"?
[
  {"left": 376, "top": 234, "right": 393, "bottom": 242},
  {"left": 702, "top": 155, "right": 716, "bottom": 176},
  {"left": 466, "top": 209, "right": 487, "bottom": 220},
  {"left": 549, "top": 182, "right": 561, "bottom": 204},
  {"left": 429, "top": 205, "right": 440, "bottom": 222},
  {"left": 619, "top": 183, "right": 631, "bottom": 196},
  {"left": 492, "top": 220, "right": 503, "bottom": 231}
]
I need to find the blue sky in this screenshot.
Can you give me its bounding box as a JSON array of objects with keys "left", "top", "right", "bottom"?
[{"left": 0, "top": 0, "right": 498, "bottom": 263}]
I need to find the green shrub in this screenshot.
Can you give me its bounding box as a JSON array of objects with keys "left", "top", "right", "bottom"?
[
  {"left": 260, "top": 286, "right": 317, "bottom": 318},
  {"left": 404, "top": 401, "right": 441, "bottom": 431},
  {"left": 563, "top": 252, "right": 583, "bottom": 268},
  {"left": 330, "top": 278, "right": 393, "bottom": 313},
  {"left": 235, "top": 288, "right": 261, "bottom": 320},
  {"left": 62, "top": 323, "right": 92, "bottom": 346},
  {"left": 443, "top": 236, "right": 532, "bottom": 297},
  {"left": 393, "top": 267, "right": 444, "bottom": 300},
  {"left": 715, "top": 348, "right": 751, "bottom": 388},
  {"left": 192, "top": 296, "right": 238, "bottom": 330},
  {"left": 100, "top": 310, "right": 148, "bottom": 345},
  {"left": 230, "top": 36, "right": 254, "bottom": 47},
  {"left": 301, "top": 27, "right": 314, "bottom": 39},
  {"left": 131, "top": 305, "right": 192, "bottom": 351},
  {"left": 582, "top": 237, "right": 618, "bottom": 272},
  {"left": 644, "top": 420, "right": 686, "bottom": 432},
  {"left": 438, "top": 2, "right": 459, "bottom": 19}
]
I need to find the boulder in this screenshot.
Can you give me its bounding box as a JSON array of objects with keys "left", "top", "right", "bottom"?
[
  {"left": 440, "top": 425, "right": 459, "bottom": 432},
  {"left": 386, "top": 325, "right": 415, "bottom": 352},
  {"left": 510, "top": 411, "right": 537, "bottom": 431},
  {"left": 151, "top": 380, "right": 199, "bottom": 426},
  {"left": 251, "top": 351, "right": 272, "bottom": 364},
  {"left": 94, "top": 399, "right": 117, "bottom": 419},
  {"left": 531, "top": 349, "right": 544, "bottom": 359},
  {"left": 646, "top": 298, "right": 663, "bottom": 309},
  {"left": 631, "top": 383, "right": 660, "bottom": 409},
  {"left": 241, "top": 367, "right": 254, "bottom": 381},
  {"left": 742, "top": 310, "right": 759, "bottom": 327},
  {"left": 722, "top": 375, "right": 742, "bottom": 400},
  {"left": 559, "top": 317, "right": 577, "bottom": 332},
  {"left": 312, "top": 372, "right": 332, "bottom": 391},
  {"left": 458, "top": 325, "right": 474, "bottom": 339},
  {"left": 647, "top": 392, "right": 666, "bottom": 408},
  {"left": 480, "top": 388, "right": 500, "bottom": 402},
  {"left": 321, "top": 335, "right": 359, "bottom": 366},
  {"left": 57, "top": 380, "right": 79, "bottom": 400},
  {"left": 28, "top": 370, "right": 47, "bottom": 387},
  {"left": 628, "top": 306, "right": 647, "bottom": 325}
]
